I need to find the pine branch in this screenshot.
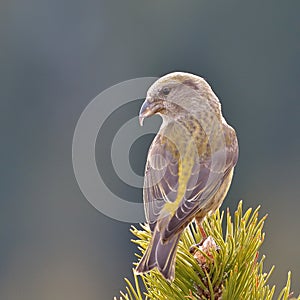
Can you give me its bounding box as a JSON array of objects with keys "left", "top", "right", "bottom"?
[{"left": 115, "top": 201, "right": 299, "bottom": 300}]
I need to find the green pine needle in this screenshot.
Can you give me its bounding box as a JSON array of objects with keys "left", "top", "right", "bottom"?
[{"left": 115, "top": 201, "right": 299, "bottom": 300}]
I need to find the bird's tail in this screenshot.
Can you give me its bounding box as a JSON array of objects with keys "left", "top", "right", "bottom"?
[{"left": 135, "top": 229, "right": 181, "bottom": 281}]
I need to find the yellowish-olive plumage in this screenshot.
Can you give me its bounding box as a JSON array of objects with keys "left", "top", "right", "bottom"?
[{"left": 136, "top": 72, "right": 238, "bottom": 281}]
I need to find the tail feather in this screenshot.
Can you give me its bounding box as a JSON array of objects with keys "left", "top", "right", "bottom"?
[{"left": 135, "top": 229, "right": 181, "bottom": 281}]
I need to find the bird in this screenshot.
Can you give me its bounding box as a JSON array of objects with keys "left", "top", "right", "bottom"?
[{"left": 135, "top": 72, "right": 239, "bottom": 281}]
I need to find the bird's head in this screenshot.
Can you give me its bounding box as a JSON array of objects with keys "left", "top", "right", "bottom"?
[{"left": 139, "top": 72, "right": 221, "bottom": 126}]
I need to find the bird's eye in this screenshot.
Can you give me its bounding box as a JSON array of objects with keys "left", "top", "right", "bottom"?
[{"left": 162, "top": 87, "right": 170, "bottom": 95}]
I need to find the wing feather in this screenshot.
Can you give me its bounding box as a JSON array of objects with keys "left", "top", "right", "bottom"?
[{"left": 143, "top": 124, "right": 238, "bottom": 238}]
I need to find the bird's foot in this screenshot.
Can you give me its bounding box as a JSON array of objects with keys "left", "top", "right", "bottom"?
[
  {"left": 189, "top": 221, "right": 208, "bottom": 254},
  {"left": 189, "top": 241, "right": 204, "bottom": 254},
  {"left": 189, "top": 236, "right": 219, "bottom": 265}
]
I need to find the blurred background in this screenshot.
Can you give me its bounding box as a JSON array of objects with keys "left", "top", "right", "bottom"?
[{"left": 0, "top": 1, "right": 299, "bottom": 299}]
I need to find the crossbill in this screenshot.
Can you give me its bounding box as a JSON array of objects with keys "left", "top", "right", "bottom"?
[{"left": 135, "top": 72, "right": 238, "bottom": 281}]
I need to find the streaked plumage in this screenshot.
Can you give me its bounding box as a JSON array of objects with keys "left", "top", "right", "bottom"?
[{"left": 135, "top": 72, "right": 238, "bottom": 281}]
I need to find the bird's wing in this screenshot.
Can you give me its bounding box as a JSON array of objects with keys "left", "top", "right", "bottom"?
[
  {"left": 162, "top": 125, "right": 239, "bottom": 240},
  {"left": 143, "top": 133, "right": 179, "bottom": 232},
  {"left": 144, "top": 125, "right": 238, "bottom": 237}
]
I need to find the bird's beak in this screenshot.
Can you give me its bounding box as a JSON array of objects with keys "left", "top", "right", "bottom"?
[{"left": 139, "top": 98, "right": 163, "bottom": 126}]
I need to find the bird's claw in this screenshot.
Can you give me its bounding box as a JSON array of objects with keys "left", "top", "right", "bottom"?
[{"left": 189, "top": 236, "right": 220, "bottom": 264}]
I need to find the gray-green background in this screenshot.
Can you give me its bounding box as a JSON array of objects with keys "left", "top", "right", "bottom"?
[{"left": 1, "top": 1, "right": 299, "bottom": 299}]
